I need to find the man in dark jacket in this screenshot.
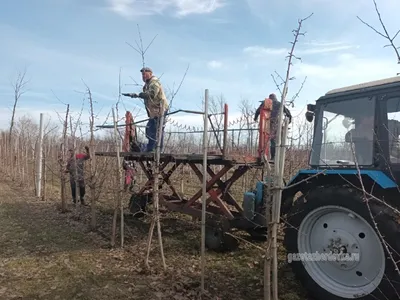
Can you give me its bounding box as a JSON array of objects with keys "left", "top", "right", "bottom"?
[
  {"left": 254, "top": 93, "right": 292, "bottom": 160},
  {"left": 66, "top": 146, "right": 90, "bottom": 205}
]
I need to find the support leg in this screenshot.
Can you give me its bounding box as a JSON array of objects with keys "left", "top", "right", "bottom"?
[{"left": 185, "top": 164, "right": 235, "bottom": 219}]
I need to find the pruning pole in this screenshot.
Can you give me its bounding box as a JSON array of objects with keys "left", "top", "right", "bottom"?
[{"left": 201, "top": 89, "right": 209, "bottom": 294}]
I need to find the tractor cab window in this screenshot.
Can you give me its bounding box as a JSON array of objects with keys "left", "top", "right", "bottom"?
[
  {"left": 310, "top": 96, "right": 375, "bottom": 166},
  {"left": 386, "top": 96, "right": 400, "bottom": 163}
]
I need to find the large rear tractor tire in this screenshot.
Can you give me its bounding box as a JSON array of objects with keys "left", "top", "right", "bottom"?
[
  {"left": 205, "top": 226, "right": 239, "bottom": 252},
  {"left": 284, "top": 186, "right": 400, "bottom": 300},
  {"left": 129, "top": 194, "right": 151, "bottom": 218},
  {"left": 246, "top": 227, "right": 268, "bottom": 241}
]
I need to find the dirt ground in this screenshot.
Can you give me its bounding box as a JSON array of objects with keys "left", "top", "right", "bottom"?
[{"left": 0, "top": 176, "right": 307, "bottom": 300}]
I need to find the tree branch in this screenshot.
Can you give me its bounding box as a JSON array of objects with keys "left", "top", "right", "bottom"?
[{"left": 357, "top": 0, "right": 400, "bottom": 65}]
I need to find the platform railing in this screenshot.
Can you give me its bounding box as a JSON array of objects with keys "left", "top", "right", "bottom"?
[{"left": 96, "top": 96, "right": 271, "bottom": 161}]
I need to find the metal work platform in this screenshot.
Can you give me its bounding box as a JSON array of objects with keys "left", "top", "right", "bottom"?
[
  {"left": 95, "top": 100, "right": 274, "bottom": 250},
  {"left": 95, "top": 151, "right": 265, "bottom": 166},
  {"left": 95, "top": 150, "right": 266, "bottom": 223}
]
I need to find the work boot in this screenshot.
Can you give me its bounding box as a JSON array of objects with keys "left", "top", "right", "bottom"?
[{"left": 80, "top": 198, "right": 87, "bottom": 206}]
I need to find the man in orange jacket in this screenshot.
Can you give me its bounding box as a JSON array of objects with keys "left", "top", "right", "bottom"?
[{"left": 254, "top": 93, "right": 292, "bottom": 160}]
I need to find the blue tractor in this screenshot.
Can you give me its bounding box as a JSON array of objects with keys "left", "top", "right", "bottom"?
[{"left": 259, "top": 76, "right": 400, "bottom": 299}]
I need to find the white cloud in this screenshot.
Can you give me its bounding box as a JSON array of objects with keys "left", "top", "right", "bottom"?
[
  {"left": 304, "top": 40, "right": 347, "bottom": 47},
  {"left": 245, "top": 0, "right": 269, "bottom": 22},
  {"left": 287, "top": 53, "right": 399, "bottom": 111},
  {"left": 243, "top": 46, "right": 287, "bottom": 57},
  {"left": 301, "top": 45, "right": 360, "bottom": 54},
  {"left": 207, "top": 60, "right": 223, "bottom": 69},
  {"left": 106, "top": 0, "right": 225, "bottom": 18},
  {"left": 243, "top": 42, "right": 359, "bottom": 58},
  {"left": 0, "top": 26, "right": 124, "bottom": 91},
  {"left": 294, "top": 53, "right": 398, "bottom": 84}
]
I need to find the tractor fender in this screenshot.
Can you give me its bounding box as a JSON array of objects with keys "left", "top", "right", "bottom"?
[{"left": 281, "top": 169, "right": 397, "bottom": 215}]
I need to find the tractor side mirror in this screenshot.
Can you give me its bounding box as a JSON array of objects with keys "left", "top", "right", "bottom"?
[
  {"left": 305, "top": 111, "right": 314, "bottom": 122},
  {"left": 307, "top": 104, "right": 316, "bottom": 112},
  {"left": 305, "top": 104, "right": 316, "bottom": 122}
]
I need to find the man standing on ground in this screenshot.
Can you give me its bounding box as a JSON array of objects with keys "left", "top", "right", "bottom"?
[
  {"left": 123, "top": 67, "right": 169, "bottom": 152},
  {"left": 254, "top": 93, "right": 292, "bottom": 160},
  {"left": 66, "top": 146, "right": 90, "bottom": 205}
]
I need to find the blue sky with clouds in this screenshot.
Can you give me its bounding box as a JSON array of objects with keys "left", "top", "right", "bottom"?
[{"left": 0, "top": 0, "right": 399, "bottom": 132}]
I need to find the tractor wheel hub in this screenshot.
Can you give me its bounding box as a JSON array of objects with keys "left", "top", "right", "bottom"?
[
  {"left": 297, "top": 205, "right": 385, "bottom": 298},
  {"left": 323, "top": 229, "right": 360, "bottom": 269}
]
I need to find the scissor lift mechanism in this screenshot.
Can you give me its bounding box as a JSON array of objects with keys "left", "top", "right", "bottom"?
[{"left": 95, "top": 100, "right": 273, "bottom": 246}]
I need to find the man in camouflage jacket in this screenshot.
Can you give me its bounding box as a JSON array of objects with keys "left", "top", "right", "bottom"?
[{"left": 123, "top": 67, "right": 169, "bottom": 152}]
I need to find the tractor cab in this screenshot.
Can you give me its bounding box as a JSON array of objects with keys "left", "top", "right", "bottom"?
[
  {"left": 282, "top": 76, "right": 400, "bottom": 300},
  {"left": 305, "top": 76, "right": 400, "bottom": 176}
]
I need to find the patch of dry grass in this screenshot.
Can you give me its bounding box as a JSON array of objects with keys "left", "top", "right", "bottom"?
[{"left": 0, "top": 175, "right": 307, "bottom": 300}]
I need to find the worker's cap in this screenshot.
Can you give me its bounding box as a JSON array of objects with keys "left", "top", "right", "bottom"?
[
  {"left": 269, "top": 93, "right": 277, "bottom": 100},
  {"left": 259, "top": 93, "right": 278, "bottom": 102},
  {"left": 140, "top": 67, "right": 153, "bottom": 73}
]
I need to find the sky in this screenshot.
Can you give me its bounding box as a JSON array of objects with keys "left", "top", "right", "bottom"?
[{"left": 0, "top": 0, "right": 399, "bottom": 138}]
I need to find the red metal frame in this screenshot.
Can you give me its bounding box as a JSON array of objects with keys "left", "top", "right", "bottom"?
[
  {"left": 223, "top": 103, "right": 228, "bottom": 157},
  {"left": 95, "top": 103, "right": 266, "bottom": 228},
  {"left": 123, "top": 111, "right": 136, "bottom": 189},
  {"left": 123, "top": 111, "right": 135, "bottom": 152},
  {"left": 134, "top": 157, "right": 253, "bottom": 221}
]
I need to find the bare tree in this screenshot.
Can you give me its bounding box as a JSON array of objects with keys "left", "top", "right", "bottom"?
[
  {"left": 125, "top": 23, "right": 188, "bottom": 269},
  {"left": 357, "top": 0, "right": 400, "bottom": 67},
  {"left": 82, "top": 82, "right": 99, "bottom": 230},
  {"left": 208, "top": 95, "right": 224, "bottom": 149},
  {"left": 145, "top": 101, "right": 167, "bottom": 270},
  {"left": 264, "top": 13, "right": 313, "bottom": 300},
  {"left": 111, "top": 106, "right": 123, "bottom": 248},
  {"left": 8, "top": 68, "right": 29, "bottom": 181},
  {"left": 126, "top": 24, "right": 158, "bottom": 69},
  {"left": 59, "top": 104, "right": 70, "bottom": 213},
  {"left": 9, "top": 67, "right": 29, "bottom": 143}
]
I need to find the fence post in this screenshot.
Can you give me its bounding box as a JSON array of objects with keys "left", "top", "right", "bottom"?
[
  {"left": 35, "top": 113, "right": 44, "bottom": 197},
  {"left": 201, "top": 88, "right": 209, "bottom": 294},
  {"left": 223, "top": 103, "right": 228, "bottom": 158}
]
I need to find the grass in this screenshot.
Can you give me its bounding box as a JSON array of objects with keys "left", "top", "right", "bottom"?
[{"left": 0, "top": 173, "right": 308, "bottom": 300}]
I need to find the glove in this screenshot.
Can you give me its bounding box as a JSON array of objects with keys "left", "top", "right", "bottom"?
[
  {"left": 138, "top": 92, "right": 148, "bottom": 99},
  {"left": 122, "top": 93, "right": 138, "bottom": 98}
]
